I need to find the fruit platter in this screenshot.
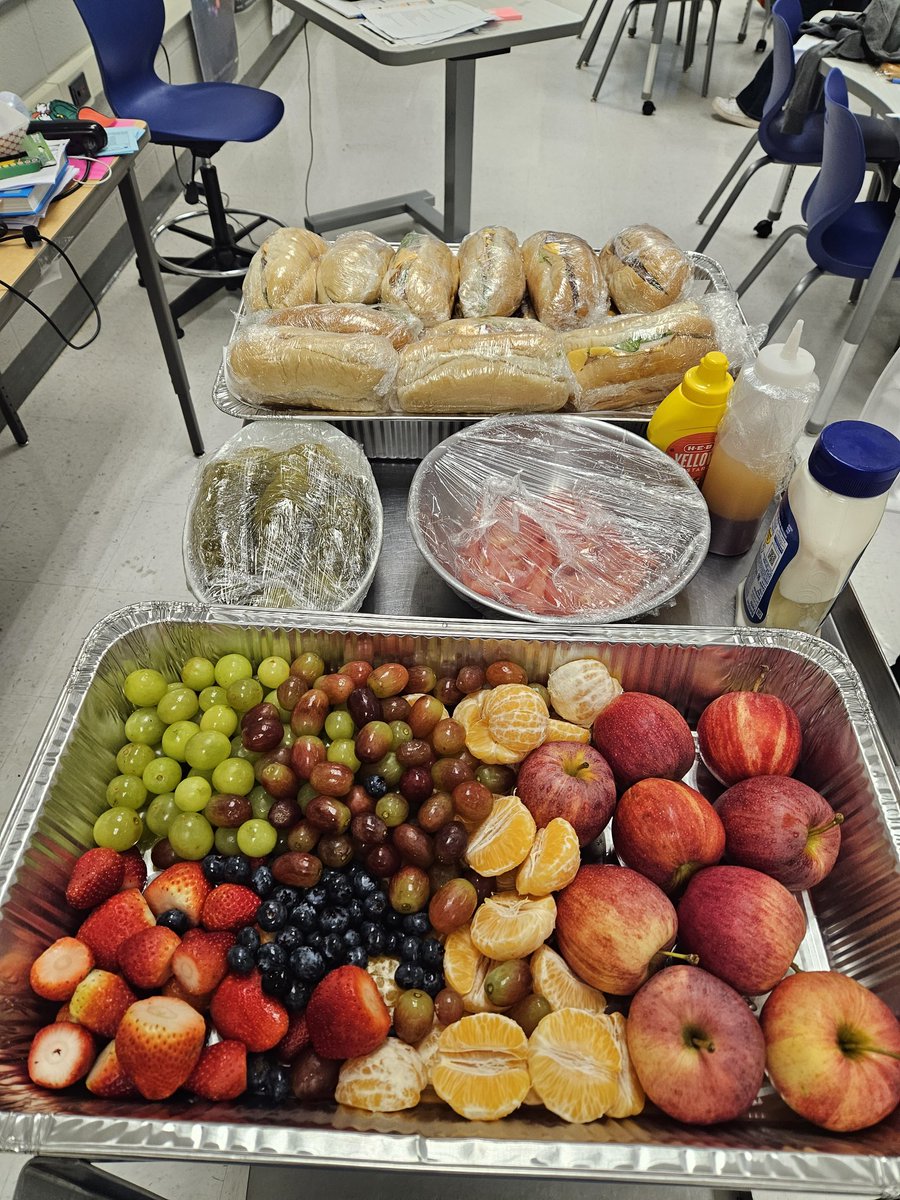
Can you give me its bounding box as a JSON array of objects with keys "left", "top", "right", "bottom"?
[{"left": 1, "top": 604, "right": 900, "bottom": 1196}]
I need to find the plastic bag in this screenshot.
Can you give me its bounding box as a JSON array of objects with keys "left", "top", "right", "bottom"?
[
  {"left": 380, "top": 231, "right": 459, "bottom": 325},
  {"left": 598, "top": 225, "right": 692, "bottom": 314},
  {"left": 409, "top": 415, "right": 709, "bottom": 621},
  {"left": 521, "top": 231, "right": 609, "bottom": 331},
  {"left": 316, "top": 231, "right": 394, "bottom": 304},
  {"left": 456, "top": 226, "right": 526, "bottom": 318},
  {"left": 250, "top": 302, "right": 423, "bottom": 348},
  {"left": 184, "top": 421, "right": 383, "bottom": 610},
  {"left": 242, "top": 227, "right": 328, "bottom": 311}
]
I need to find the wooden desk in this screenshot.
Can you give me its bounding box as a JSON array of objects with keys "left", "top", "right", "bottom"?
[{"left": 0, "top": 129, "right": 204, "bottom": 454}]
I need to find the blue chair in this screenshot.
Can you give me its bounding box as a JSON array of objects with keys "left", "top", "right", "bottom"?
[
  {"left": 738, "top": 68, "right": 900, "bottom": 344},
  {"left": 695, "top": 0, "right": 898, "bottom": 252},
  {"left": 72, "top": 0, "right": 285, "bottom": 329}
]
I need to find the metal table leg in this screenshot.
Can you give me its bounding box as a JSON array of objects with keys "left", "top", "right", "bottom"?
[
  {"left": 640, "top": 0, "right": 670, "bottom": 113},
  {"left": 14, "top": 1159, "right": 167, "bottom": 1200},
  {"left": 0, "top": 377, "right": 28, "bottom": 446},
  {"left": 117, "top": 169, "right": 205, "bottom": 457}
]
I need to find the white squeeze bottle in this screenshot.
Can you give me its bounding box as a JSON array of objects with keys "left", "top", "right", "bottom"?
[{"left": 738, "top": 420, "right": 900, "bottom": 633}]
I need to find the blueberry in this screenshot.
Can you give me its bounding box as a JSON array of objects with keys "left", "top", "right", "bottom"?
[
  {"left": 272, "top": 885, "right": 298, "bottom": 908},
  {"left": 361, "top": 923, "right": 385, "bottom": 955},
  {"left": 327, "top": 875, "right": 353, "bottom": 904},
  {"left": 291, "top": 902, "right": 317, "bottom": 931},
  {"left": 395, "top": 961, "right": 423, "bottom": 990},
  {"left": 421, "top": 969, "right": 443, "bottom": 997},
  {"left": 227, "top": 944, "right": 255, "bottom": 974},
  {"left": 323, "top": 933, "right": 345, "bottom": 964},
  {"left": 258, "top": 899, "right": 288, "bottom": 932},
  {"left": 267, "top": 1064, "right": 291, "bottom": 1104},
  {"left": 247, "top": 1055, "right": 269, "bottom": 1095},
  {"left": 306, "top": 930, "right": 325, "bottom": 952},
  {"left": 223, "top": 855, "right": 251, "bottom": 884},
  {"left": 383, "top": 931, "right": 399, "bottom": 954},
  {"left": 345, "top": 899, "right": 364, "bottom": 927},
  {"left": 346, "top": 946, "right": 368, "bottom": 969},
  {"left": 319, "top": 907, "right": 349, "bottom": 935},
  {"left": 364, "top": 774, "right": 388, "bottom": 799},
  {"left": 237, "top": 926, "right": 261, "bottom": 951},
  {"left": 399, "top": 936, "right": 420, "bottom": 963},
  {"left": 290, "top": 946, "right": 326, "bottom": 984},
  {"left": 353, "top": 871, "right": 378, "bottom": 898},
  {"left": 156, "top": 908, "right": 190, "bottom": 934},
  {"left": 402, "top": 913, "right": 430, "bottom": 937},
  {"left": 321, "top": 869, "right": 341, "bottom": 888},
  {"left": 257, "top": 942, "right": 288, "bottom": 972},
  {"left": 277, "top": 925, "right": 304, "bottom": 952},
  {"left": 202, "top": 854, "right": 227, "bottom": 883},
  {"left": 362, "top": 891, "right": 388, "bottom": 919},
  {"left": 285, "top": 981, "right": 311, "bottom": 1013},
  {"left": 420, "top": 937, "right": 443, "bottom": 967},
  {"left": 382, "top": 906, "right": 403, "bottom": 929},
  {"left": 343, "top": 928, "right": 362, "bottom": 949},
  {"left": 261, "top": 967, "right": 290, "bottom": 996},
  {"left": 306, "top": 885, "right": 328, "bottom": 909},
  {"left": 250, "top": 864, "right": 274, "bottom": 897}
]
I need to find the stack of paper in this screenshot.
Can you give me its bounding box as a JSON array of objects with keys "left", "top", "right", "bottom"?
[
  {"left": 0, "top": 140, "right": 75, "bottom": 227},
  {"left": 359, "top": 0, "right": 489, "bottom": 44}
]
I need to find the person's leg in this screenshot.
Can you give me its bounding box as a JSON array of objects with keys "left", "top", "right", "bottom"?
[{"left": 735, "top": 53, "right": 773, "bottom": 120}]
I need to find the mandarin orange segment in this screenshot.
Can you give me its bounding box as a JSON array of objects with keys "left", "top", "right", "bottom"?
[
  {"left": 515, "top": 818, "right": 581, "bottom": 897},
  {"left": 460, "top": 953, "right": 504, "bottom": 1014},
  {"left": 482, "top": 685, "right": 549, "bottom": 757},
  {"left": 601, "top": 1011, "right": 645, "bottom": 1119},
  {"left": 465, "top": 795, "right": 536, "bottom": 877},
  {"left": 432, "top": 1012, "right": 530, "bottom": 1121},
  {"left": 454, "top": 691, "right": 490, "bottom": 733},
  {"left": 367, "top": 956, "right": 403, "bottom": 1012},
  {"left": 528, "top": 1007, "right": 621, "bottom": 1123},
  {"left": 464, "top": 717, "right": 522, "bottom": 766},
  {"left": 336, "top": 1038, "right": 428, "bottom": 1112},
  {"left": 443, "top": 925, "right": 482, "bottom": 995},
  {"left": 414, "top": 1021, "right": 444, "bottom": 1080},
  {"left": 547, "top": 659, "right": 623, "bottom": 728},
  {"left": 531, "top": 944, "right": 607, "bottom": 1015},
  {"left": 543, "top": 718, "right": 592, "bottom": 745},
  {"left": 470, "top": 892, "right": 556, "bottom": 960}
]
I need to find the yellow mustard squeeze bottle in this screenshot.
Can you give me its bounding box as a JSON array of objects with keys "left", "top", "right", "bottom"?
[{"left": 647, "top": 351, "right": 734, "bottom": 484}]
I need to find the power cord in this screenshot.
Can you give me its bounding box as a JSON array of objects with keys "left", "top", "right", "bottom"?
[
  {"left": 304, "top": 24, "right": 315, "bottom": 219},
  {"left": 0, "top": 226, "right": 102, "bottom": 350}
]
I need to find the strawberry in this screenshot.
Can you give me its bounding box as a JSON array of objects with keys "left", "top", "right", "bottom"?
[
  {"left": 305, "top": 965, "right": 390, "bottom": 1060},
  {"left": 66, "top": 848, "right": 125, "bottom": 911},
  {"left": 185, "top": 1039, "right": 247, "bottom": 1101},
  {"left": 118, "top": 926, "right": 180, "bottom": 990},
  {"left": 68, "top": 969, "right": 136, "bottom": 1038},
  {"left": 119, "top": 848, "right": 148, "bottom": 892},
  {"left": 115, "top": 996, "right": 206, "bottom": 1100},
  {"left": 275, "top": 1013, "right": 310, "bottom": 1065},
  {"left": 78, "top": 889, "right": 155, "bottom": 971},
  {"left": 29, "top": 937, "right": 94, "bottom": 1002},
  {"left": 210, "top": 972, "right": 289, "bottom": 1053},
  {"left": 56, "top": 1003, "right": 73, "bottom": 1023},
  {"left": 28, "top": 1022, "right": 96, "bottom": 1089},
  {"left": 171, "top": 929, "right": 234, "bottom": 996},
  {"left": 144, "top": 863, "right": 210, "bottom": 925},
  {"left": 163, "top": 976, "right": 212, "bottom": 1013},
  {"left": 200, "top": 884, "right": 259, "bottom": 932},
  {"left": 85, "top": 1040, "right": 139, "bottom": 1098}
]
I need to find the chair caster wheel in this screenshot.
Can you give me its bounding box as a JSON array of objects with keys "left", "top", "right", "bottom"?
[
  {"left": 175, "top": 324, "right": 185, "bottom": 340},
  {"left": 137, "top": 275, "right": 146, "bottom": 288},
  {"left": 642, "top": 100, "right": 656, "bottom": 115},
  {"left": 754, "top": 219, "right": 773, "bottom": 238},
  {"left": 737, "top": 30, "right": 746, "bottom": 41},
  {"left": 755, "top": 37, "right": 766, "bottom": 50},
  {"left": 628, "top": 27, "right": 636, "bottom": 35}
]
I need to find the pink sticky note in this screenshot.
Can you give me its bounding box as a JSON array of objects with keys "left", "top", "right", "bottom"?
[{"left": 492, "top": 7, "right": 523, "bottom": 17}]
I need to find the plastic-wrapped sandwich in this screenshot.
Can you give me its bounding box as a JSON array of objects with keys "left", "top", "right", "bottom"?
[
  {"left": 599, "top": 224, "right": 692, "bottom": 314},
  {"left": 242, "top": 227, "right": 328, "bottom": 310},
  {"left": 380, "top": 231, "right": 459, "bottom": 325},
  {"left": 522, "top": 230, "right": 608, "bottom": 330},
  {"left": 316, "top": 231, "right": 394, "bottom": 304},
  {"left": 456, "top": 226, "right": 526, "bottom": 318}
]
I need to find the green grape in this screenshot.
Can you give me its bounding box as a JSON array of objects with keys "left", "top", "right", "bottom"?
[
  {"left": 146, "top": 793, "right": 179, "bottom": 836},
  {"left": 200, "top": 704, "right": 238, "bottom": 736},
  {"left": 214, "top": 653, "right": 253, "bottom": 688},
  {"left": 258, "top": 656, "right": 291, "bottom": 689},
  {"left": 166, "top": 681, "right": 185, "bottom": 692},
  {"left": 125, "top": 708, "right": 166, "bottom": 746},
  {"left": 106, "top": 774, "right": 147, "bottom": 811},
  {"left": 264, "top": 691, "right": 292, "bottom": 722},
  {"left": 94, "top": 806, "right": 142, "bottom": 850},
  {"left": 226, "top": 677, "right": 264, "bottom": 713},
  {"left": 230, "top": 739, "right": 260, "bottom": 762},
  {"left": 174, "top": 776, "right": 212, "bottom": 813},
  {"left": 138, "top": 824, "right": 159, "bottom": 854},
  {"left": 168, "top": 812, "right": 214, "bottom": 860},
  {"left": 390, "top": 721, "right": 413, "bottom": 749},
  {"left": 181, "top": 656, "right": 216, "bottom": 691},
  {"left": 143, "top": 756, "right": 183, "bottom": 796},
  {"left": 184, "top": 730, "right": 231, "bottom": 770},
  {"left": 161, "top": 720, "right": 200, "bottom": 761},
  {"left": 280, "top": 726, "right": 295, "bottom": 747},
  {"left": 211, "top": 757, "right": 255, "bottom": 796},
  {"left": 116, "top": 742, "right": 156, "bottom": 777},
  {"left": 297, "top": 782, "right": 316, "bottom": 812},
  {"left": 249, "top": 786, "right": 274, "bottom": 819},
  {"left": 199, "top": 685, "right": 228, "bottom": 712},
  {"left": 325, "top": 710, "right": 355, "bottom": 741},
  {"left": 215, "top": 826, "right": 240, "bottom": 855},
  {"left": 124, "top": 669, "right": 168, "bottom": 708},
  {"left": 236, "top": 818, "right": 278, "bottom": 857},
  {"left": 157, "top": 687, "right": 199, "bottom": 725},
  {"left": 327, "top": 738, "right": 361, "bottom": 772}
]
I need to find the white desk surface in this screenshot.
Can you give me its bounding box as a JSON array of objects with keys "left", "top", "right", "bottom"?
[{"left": 801, "top": 11, "right": 900, "bottom": 116}]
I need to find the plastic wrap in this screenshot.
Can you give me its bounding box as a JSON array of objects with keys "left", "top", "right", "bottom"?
[
  {"left": 599, "top": 224, "right": 693, "bottom": 315},
  {"left": 242, "top": 227, "right": 328, "bottom": 311},
  {"left": 714, "top": 364, "right": 820, "bottom": 486},
  {"left": 316, "top": 231, "right": 394, "bottom": 304},
  {"left": 380, "top": 231, "right": 459, "bottom": 325},
  {"left": 408, "top": 415, "right": 710, "bottom": 621},
  {"left": 183, "top": 421, "right": 382, "bottom": 610},
  {"left": 251, "top": 302, "right": 423, "bottom": 348},
  {"left": 521, "top": 231, "right": 609, "bottom": 331},
  {"left": 456, "top": 226, "right": 526, "bottom": 318},
  {"left": 395, "top": 317, "right": 577, "bottom": 415}
]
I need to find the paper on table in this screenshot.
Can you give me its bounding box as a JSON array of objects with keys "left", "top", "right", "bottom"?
[
  {"left": 0, "top": 140, "right": 67, "bottom": 194},
  {"left": 2, "top": 164, "right": 78, "bottom": 227},
  {"left": 359, "top": 0, "right": 488, "bottom": 41}
]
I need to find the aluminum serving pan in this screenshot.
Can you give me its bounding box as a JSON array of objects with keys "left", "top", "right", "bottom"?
[{"left": 1, "top": 604, "right": 900, "bottom": 1195}]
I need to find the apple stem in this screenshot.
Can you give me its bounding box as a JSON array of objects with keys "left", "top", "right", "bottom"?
[
  {"left": 661, "top": 950, "right": 701, "bottom": 965},
  {"left": 748, "top": 666, "right": 771, "bottom": 694},
  {"left": 867, "top": 1047, "right": 900, "bottom": 1062},
  {"left": 789, "top": 962, "right": 802, "bottom": 974},
  {"left": 808, "top": 813, "right": 845, "bottom": 837}
]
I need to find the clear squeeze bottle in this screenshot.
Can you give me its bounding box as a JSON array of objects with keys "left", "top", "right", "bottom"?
[
  {"left": 702, "top": 321, "right": 819, "bottom": 556},
  {"left": 646, "top": 351, "right": 734, "bottom": 485},
  {"left": 738, "top": 420, "right": 900, "bottom": 633}
]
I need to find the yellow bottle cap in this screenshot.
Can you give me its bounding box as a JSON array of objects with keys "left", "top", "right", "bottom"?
[{"left": 682, "top": 351, "right": 734, "bottom": 405}]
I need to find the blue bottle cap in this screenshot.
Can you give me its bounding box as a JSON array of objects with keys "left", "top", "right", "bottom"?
[{"left": 808, "top": 420, "right": 900, "bottom": 498}]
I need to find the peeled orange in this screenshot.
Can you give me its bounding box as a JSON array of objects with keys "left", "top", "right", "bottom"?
[
  {"left": 543, "top": 718, "right": 591, "bottom": 744},
  {"left": 367, "top": 956, "right": 403, "bottom": 1012},
  {"left": 432, "top": 1012, "right": 530, "bottom": 1120},
  {"left": 471, "top": 892, "right": 556, "bottom": 960},
  {"left": 601, "top": 1011, "right": 645, "bottom": 1119},
  {"left": 465, "top": 795, "right": 536, "bottom": 877},
  {"left": 443, "top": 925, "right": 482, "bottom": 996},
  {"left": 415, "top": 1021, "right": 443, "bottom": 1079},
  {"left": 547, "top": 659, "right": 623, "bottom": 728},
  {"left": 336, "top": 1038, "right": 428, "bottom": 1112},
  {"left": 482, "top": 685, "right": 548, "bottom": 757},
  {"left": 516, "top": 818, "right": 581, "bottom": 896},
  {"left": 527, "top": 1007, "right": 621, "bottom": 1123},
  {"left": 531, "top": 944, "right": 607, "bottom": 1015}
]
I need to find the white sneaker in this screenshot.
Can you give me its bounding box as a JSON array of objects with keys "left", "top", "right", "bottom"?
[{"left": 711, "top": 96, "right": 760, "bottom": 128}]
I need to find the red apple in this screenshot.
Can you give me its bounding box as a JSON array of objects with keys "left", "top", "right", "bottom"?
[
  {"left": 677, "top": 865, "right": 806, "bottom": 995},
  {"left": 627, "top": 964, "right": 766, "bottom": 1124},
  {"left": 516, "top": 742, "right": 615, "bottom": 847},
  {"left": 762, "top": 971, "right": 900, "bottom": 1132},
  {"left": 591, "top": 692, "right": 695, "bottom": 790},
  {"left": 697, "top": 692, "right": 802, "bottom": 785},
  {"left": 613, "top": 779, "right": 725, "bottom": 893},
  {"left": 716, "top": 775, "right": 843, "bottom": 891},
  {"left": 555, "top": 864, "right": 677, "bottom": 995}
]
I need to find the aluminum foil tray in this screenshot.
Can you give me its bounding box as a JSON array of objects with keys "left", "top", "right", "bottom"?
[
  {"left": 1, "top": 604, "right": 899, "bottom": 1195},
  {"left": 211, "top": 252, "right": 747, "bottom": 457}
]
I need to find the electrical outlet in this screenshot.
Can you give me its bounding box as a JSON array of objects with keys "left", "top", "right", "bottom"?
[{"left": 68, "top": 72, "right": 90, "bottom": 108}]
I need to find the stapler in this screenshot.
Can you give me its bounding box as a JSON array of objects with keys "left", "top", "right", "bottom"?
[{"left": 26, "top": 119, "right": 108, "bottom": 157}]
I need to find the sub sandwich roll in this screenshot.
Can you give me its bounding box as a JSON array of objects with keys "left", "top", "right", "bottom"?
[
  {"left": 563, "top": 300, "right": 716, "bottom": 411},
  {"left": 316, "top": 230, "right": 394, "bottom": 304},
  {"left": 395, "top": 317, "right": 576, "bottom": 414},
  {"left": 380, "top": 231, "right": 459, "bottom": 325},
  {"left": 522, "top": 230, "right": 608, "bottom": 330},
  {"left": 261, "top": 302, "right": 423, "bottom": 348},
  {"left": 243, "top": 227, "right": 328, "bottom": 311},
  {"left": 225, "top": 324, "right": 398, "bottom": 414},
  {"left": 599, "top": 224, "right": 692, "bottom": 314},
  {"left": 457, "top": 226, "right": 526, "bottom": 318}
]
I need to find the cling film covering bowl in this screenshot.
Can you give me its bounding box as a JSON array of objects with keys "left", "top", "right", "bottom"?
[{"left": 2, "top": 604, "right": 900, "bottom": 1193}]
